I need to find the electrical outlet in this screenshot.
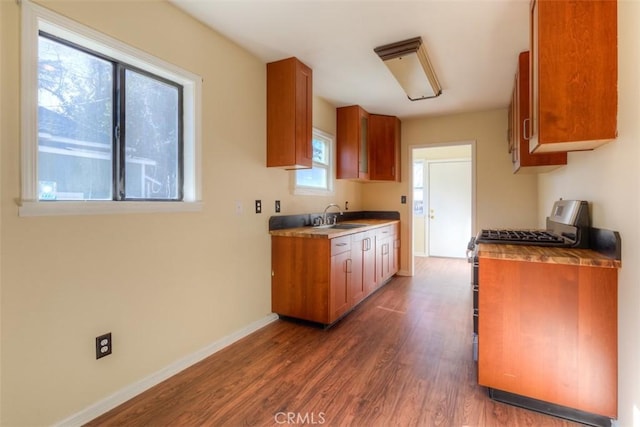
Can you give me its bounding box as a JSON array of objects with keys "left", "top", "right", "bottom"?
[
  {"left": 275, "top": 200, "right": 281, "bottom": 213},
  {"left": 96, "top": 332, "right": 112, "bottom": 359},
  {"left": 345, "top": 201, "right": 349, "bottom": 211},
  {"left": 401, "top": 195, "right": 407, "bottom": 204},
  {"left": 255, "top": 200, "right": 262, "bottom": 214}
]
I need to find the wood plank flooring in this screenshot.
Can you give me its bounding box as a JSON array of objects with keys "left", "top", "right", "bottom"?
[{"left": 87, "top": 257, "right": 584, "bottom": 426}]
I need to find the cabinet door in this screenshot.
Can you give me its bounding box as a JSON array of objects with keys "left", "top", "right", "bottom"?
[
  {"left": 330, "top": 250, "right": 351, "bottom": 322},
  {"left": 351, "top": 231, "right": 376, "bottom": 303},
  {"left": 513, "top": 51, "right": 566, "bottom": 172},
  {"left": 529, "top": 0, "right": 617, "bottom": 153},
  {"left": 391, "top": 224, "right": 400, "bottom": 275},
  {"left": 362, "top": 235, "right": 376, "bottom": 295},
  {"left": 369, "top": 114, "right": 400, "bottom": 181},
  {"left": 266, "top": 57, "right": 313, "bottom": 169},
  {"left": 376, "top": 226, "right": 394, "bottom": 284},
  {"left": 350, "top": 232, "right": 365, "bottom": 305},
  {"left": 337, "top": 105, "right": 369, "bottom": 180}
]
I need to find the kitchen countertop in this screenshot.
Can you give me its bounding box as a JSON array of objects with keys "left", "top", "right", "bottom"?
[
  {"left": 478, "top": 243, "right": 621, "bottom": 268},
  {"left": 269, "top": 219, "right": 399, "bottom": 239}
]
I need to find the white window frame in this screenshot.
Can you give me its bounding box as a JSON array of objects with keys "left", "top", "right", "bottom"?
[
  {"left": 293, "top": 128, "right": 335, "bottom": 196},
  {"left": 19, "top": 0, "right": 202, "bottom": 216}
]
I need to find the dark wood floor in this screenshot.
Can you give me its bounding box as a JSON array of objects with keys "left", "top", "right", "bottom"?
[{"left": 87, "top": 257, "right": 584, "bottom": 426}]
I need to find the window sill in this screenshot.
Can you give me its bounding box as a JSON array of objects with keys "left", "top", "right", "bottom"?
[
  {"left": 18, "top": 200, "right": 203, "bottom": 217},
  {"left": 292, "top": 187, "right": 334, "bottom": 197}
]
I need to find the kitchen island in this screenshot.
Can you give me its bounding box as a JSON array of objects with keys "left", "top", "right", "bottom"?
[
  {"left": 270, "top": 217, "right": 400, "bottom": 326},
  {"left": 477, "top": 243, "right": 619, "bottom": 426}
]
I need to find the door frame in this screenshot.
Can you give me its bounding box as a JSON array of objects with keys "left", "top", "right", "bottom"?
[{"left": 409, "top": 141, "right": 477, "bottom": 275}]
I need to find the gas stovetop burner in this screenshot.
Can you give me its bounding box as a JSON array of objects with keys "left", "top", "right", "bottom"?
[
  {"left": 479, "top": 229, "right": 566, "bottom": 244},
  {"left": 473, "top": 200, "right": 590, "bottom": 248}
]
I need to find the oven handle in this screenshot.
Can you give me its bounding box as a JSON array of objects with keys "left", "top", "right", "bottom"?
[{"left": 466, "top": 236, "right": 476, "bottom": 263}]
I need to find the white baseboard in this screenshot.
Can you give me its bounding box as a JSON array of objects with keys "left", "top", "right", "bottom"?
[{"left": 53, "top": 313, "right": 279, "bottom": 427}]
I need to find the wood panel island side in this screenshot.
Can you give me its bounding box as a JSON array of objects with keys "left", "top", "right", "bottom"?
[{"left": 477, "top": 243, "right": 620, "bottom": 425}]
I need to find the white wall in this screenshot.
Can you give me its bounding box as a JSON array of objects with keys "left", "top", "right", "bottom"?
[
  {"left": 0, "top": 1, "right": 359, "bottom": 425},
  {"left": 538, "top": 2, "right": 640, "bottom": 425}
]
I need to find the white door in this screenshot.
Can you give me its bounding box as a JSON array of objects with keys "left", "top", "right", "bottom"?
[{"left": 428, "top": 160, "right": 472, "bottom": 258}]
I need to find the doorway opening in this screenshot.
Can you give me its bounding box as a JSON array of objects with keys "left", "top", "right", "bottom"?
[{"left": 411, "top": 142, "right": 475, "bottom": 267}]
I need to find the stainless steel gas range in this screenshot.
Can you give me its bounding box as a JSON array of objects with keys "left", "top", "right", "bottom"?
[{"left": 474, "top": 199, "right": 590, "bottom": 248}]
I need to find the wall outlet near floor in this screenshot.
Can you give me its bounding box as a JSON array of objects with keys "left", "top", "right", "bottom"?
[
  {"left": 275, "top": 200, "right": 281, "bottom": 213},
  {"left": 255, "top": 200, "right": 262, "bottom": 214},
  {"left": 96, "top": 332, "right": 112, "bottom": 359}
]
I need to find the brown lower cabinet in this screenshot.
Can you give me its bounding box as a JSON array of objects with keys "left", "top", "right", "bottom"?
[
  {"left": 478, "top": 257, "right": 617, "bottom": 418},
  {"left": 271, "top": 224, "right": 399, "bottom": 325}
]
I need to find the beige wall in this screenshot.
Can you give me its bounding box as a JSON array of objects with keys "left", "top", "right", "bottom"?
[
  {"left": 538, "top": 2, "right": 640, "bottom": 425},
  {"left": 0, "top": 0, "right": 4, "bottom": 418},
  {"left": 0, "top": 1, "right": 358, "bottom": 425},
  {"left": 3, "top": 0, "right": 637, "bottom": 425},
  {"left": 365, "top": 109, "right": 539, "bottom": 274}
]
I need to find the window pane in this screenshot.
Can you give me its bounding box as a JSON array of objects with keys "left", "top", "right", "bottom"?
[
  {"left": 413, "top": 188, "right": 424, "bottom": 214},
  {"left": 312, "top": 138, "right": 327, "bottom": 164},
  {"left": 124, "top": 70, "right": 180, "bottom": 200},
  {"left": 296, "top": 167, "right": 328, "bottom": 189},
  {"left": 413, "top": 161, "right": 424, "bottom": 189},
  {"left": 38, "top": 35, "right": 113, "bottom": 200}
]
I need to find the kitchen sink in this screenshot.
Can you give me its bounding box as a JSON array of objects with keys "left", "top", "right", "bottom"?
[
  {"left": 312, "top": 223, "right": 369, "bottom": 230},
  {"left": 330, "top": 223, "right": 369, "bottom": 229}
]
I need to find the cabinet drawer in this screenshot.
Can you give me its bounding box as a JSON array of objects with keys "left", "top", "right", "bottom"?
[
  {"left": 331, "top": 236, "right": 351, "bottom": 255},
  {"left": 376, "top": 224, "right": 394, "bottom": 238}
]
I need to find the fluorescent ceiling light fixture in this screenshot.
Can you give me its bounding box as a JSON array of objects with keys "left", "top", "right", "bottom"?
[{"left": 374, "top": 36, "right": 442, "bottom": 101}]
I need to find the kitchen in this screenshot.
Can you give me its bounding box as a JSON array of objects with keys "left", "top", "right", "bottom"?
[{"left": 0, "top": 1, "right": 639, "bottom": 427}]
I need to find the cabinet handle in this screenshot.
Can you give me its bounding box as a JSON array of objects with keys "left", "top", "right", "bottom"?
[
  {"left": 336, "top": 242, "right": 347, "bottom": 246},
  {"left": 346, "top": 259, "right": 352, "bottom": 273},
  {"left": 523, "top": 118, "right": 530, "bottom": 140}
]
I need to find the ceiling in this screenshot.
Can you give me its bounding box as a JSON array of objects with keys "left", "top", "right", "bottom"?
[{"left": 169, "top": 0, "right": 530, "bottom": 120}]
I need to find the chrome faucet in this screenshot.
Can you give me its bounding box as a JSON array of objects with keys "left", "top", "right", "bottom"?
[{"left": 322, "top": 203, "right": 343, "bottom": 225}]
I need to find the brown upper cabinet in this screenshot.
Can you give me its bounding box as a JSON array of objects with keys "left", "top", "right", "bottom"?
[
  {"left": 266, "top": 57, "right": 313, "bottom": 169},
  {"left": 336, "top": 105, "right": 369, "bottom": 180},
  {"left": 369, "top": 114, "right": 401, "bottom": 182},
  {"left": 528, "top": 0, "right": 617, "bottom": 153},
  {"left": 337, "top": 106, "right": 401, "bottom": 182},
  {"left": 510, "top": 51, "right": 567, "bottom": 173}
]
